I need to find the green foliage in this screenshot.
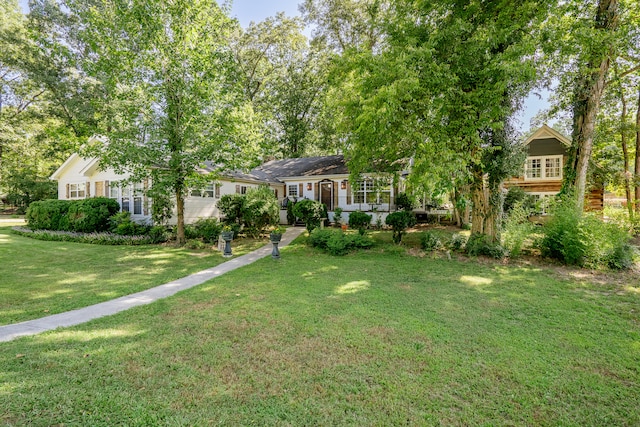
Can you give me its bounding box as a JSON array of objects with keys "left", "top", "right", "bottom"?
[
  {"left": 448, "top": 233, "right": 467, "bottom": 251},
  {"left": 395, "top": 192, "right": 415, "bottom": 211},
  {"left": 420, "top": 231, "right": 442, "bottom": 252},
  {"left": 25, "top": 199, "right": 72, "bottom": 231},
  {"left": 12, "top": 227, "right": 154, "bottom": 245},
  {"left": 539, "top": 198, "right": 634, "bottom": 269},
  {"left": 147, "top": 187, "right": 174, "bottom": 226},
  {"left": 109, "top": 212, "right": 150, "bottom": 236},
  {"left": 66, "top": 197, "right": 120, "bottom": 233},
  {"left": 348, "top": 210, "right": 372, "bottom": 235},
  {"left": 148, "top": 225, "right": 169, "bottom": 244},
  {"left": 308, "top": 228, "right": 374, "bottom": 256},
  {"left": 185, "top": 239, "right": 207, "bottom": 250},
  {"left": 503, "top": 187, "right": 536, "bottom": 216},
  {"left": 286, "top": 200, "right": 297, "bottom": 225},
  {"left": 333, "top": 207, "right": 343, "bottom": 225},
  {"left": 466, "top": 233, "right": 506, "bottom": 259},
  {"left": 539, "top": 199, "right": 586, "bottom": 265},
  {"left": 292, "top": 199, "right": 327, "bottom": 232},
  {"left": 3, "top": 171, "right": 57, "bottom": 214},
  {"left": 242, "top": 186, "right": 280, "bottom": 238},
  {"left": 502, "top": 201, "right": 537, "bottom": 258},
  {"left": 193, "top": 218, "right": 222, "bottom": 244},
  {"left": 218, "top": 194, "right": 246, "bottom": 226},
  {"left": 385, "top": 210, "right": 417, "bottom": 244}
]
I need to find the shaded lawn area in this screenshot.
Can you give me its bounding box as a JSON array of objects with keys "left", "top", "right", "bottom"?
[
  {"left": 1, "top": 239, "right": 639, "bottom": 426},
  {"left": 0, "top": 226, "right": 265, "bottom": 325}
]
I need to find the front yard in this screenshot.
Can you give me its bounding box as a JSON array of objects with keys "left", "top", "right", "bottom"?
[
  {"left": 0, "top": 225, "right": 265, "bottom": 325},
  {"left": 1, "top": 232, "right": 639, "bottom": 425}
]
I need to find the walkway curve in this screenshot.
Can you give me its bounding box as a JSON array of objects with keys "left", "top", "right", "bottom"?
[{"left": 0, "top": 227, "right": 305, "bottom": 343}]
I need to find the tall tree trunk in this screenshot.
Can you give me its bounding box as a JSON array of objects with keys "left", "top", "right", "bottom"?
[
  {"left": 175, "top": 186, "right": 186, "bottom": 245},
  {"left": 635, "top": 88, "right": 640, "bottom": 213},
  {"left": 616, "top": 65, "right": 633, "bottom": 219},
  {"left": 562, "top": 0, "right": 619, "bottom": 211},
  {"left": 470, "top": 169, "right": 501, "bottom": 242}
]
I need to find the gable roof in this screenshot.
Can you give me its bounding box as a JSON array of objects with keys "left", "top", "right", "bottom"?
[
  {"left": 524, "top": 124, "right": 571, "bottom": 147},
  {"left": 252, "top": 155, "right": 348, "bottom": 180}
]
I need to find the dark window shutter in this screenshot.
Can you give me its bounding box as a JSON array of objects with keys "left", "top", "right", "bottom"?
[
  {"left": 333, "top": 181, "right": 338, "bottom": 208},
  {"left": 105, "top": 180, "right": 110, "bottom": 197},
  {"left": 314, "top": 182, "right": 319, "bottom": 201},
  {"left": 143, "top": 179, "right": 149, "bottom": 216},
  {"left": 298, "top": 183, "right": 303, "bottom": 197},
  {"left": 66, "top": 183, "right": 70, "bottom": 199},
  {"left": 346, "top": 182, "right": 351, "bottom": 205},
  {"left": 86, "top": 182, "right": 90, "bottom": 198},
  {"left": 235, "top": 184, "right": 240, "bottom": 194}
]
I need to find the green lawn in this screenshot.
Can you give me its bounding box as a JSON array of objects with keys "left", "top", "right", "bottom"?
[
  {"left": 1, "top": 236, "right": 639, "bottom": 425},
  {"left": 0, "top": 225, "right": 266, "bottom": 325}
]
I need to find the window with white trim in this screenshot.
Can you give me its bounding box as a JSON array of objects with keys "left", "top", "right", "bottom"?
[
  {"left": 69, "top": 183, "right": 86, "bottom": 199},
  {"left": 353, "top": 178, "right": 391, "bottom": 205},
  {"left": 288, "top": 184, "right": 298, "bottom": 197},
  {"left": 133, "top": 182, "right": 143, "bottom": 215},
  {"left": 525, "top": 155, "right": 562, "bottom": 180}
]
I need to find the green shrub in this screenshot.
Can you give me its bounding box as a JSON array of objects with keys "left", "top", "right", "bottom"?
[
  {"left": 12, "top": 227, "right": 154, "bottom": 245},
  {"left": 466, "top": 233, "right": 506, "bottom": 259},
  {"left": 308, "top": 228, "right": 334, "bottom": 248},
  {"left": 333, "top": 207, "right": 343, "bottom": 225},
  {"left": 348, "top": 211, "right": 372, "bottom": 235},
  {"left": 386, "top": 211, "right": 417, "bottom": 243},
  {"left": 67, "top": 197, "right": 120, "bottom": 233},
  {"left": 193, "top": 218, "right": 221, "bottom": 243},
  {"left": 448, "top": 233, "right": 467, "bottom": 251},
  {"left": 420, "top": 231, "right": 442, "bottom": 251},
  {"left": 148, "top": 225, "right": 169, "bottom": 244},
  {"left": 395, "top": 192, "right": 415, "bottom": 211},
  {"left": 308, "top": 228, "right": 374, "bottom": 256},
  {"left": 286, "top": 201, "right": 297, "bottom": 225},
  {"left": 185, "top": 239, "right": 206, "bottom": 250},
  {"left": 503, "top": 187, "right": 537, "bottom": 215},
  {"left": 109, "top": 211, "right": 150, "bottom": 236},
  {"left": 243, "top": 185, "right": 280, "bottom": 238},
  {"left": 217, "top": 194, "right": 246, "bottom": 226},
  {"left": 539, "top": 198, "right": 586, "bottom": 266},
  {"left": 293, "top": 199, "right": 327, "bottom": 232},
  {"left": 579, "top": 213, "right": 634, "bottom": 270},
  {"left": 25, "top": 199, "right": 72, "bottom": 230},
  {"left": 502, "top": 201, "right": 536, "bottom": 257}
]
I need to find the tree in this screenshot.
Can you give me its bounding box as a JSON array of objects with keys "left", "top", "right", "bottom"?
[
  {"left": 333, "top": 0, "right": 548, "bottom": 241},
  {"left": 47, "top": 0, "right": 257, "bottom": 245}
]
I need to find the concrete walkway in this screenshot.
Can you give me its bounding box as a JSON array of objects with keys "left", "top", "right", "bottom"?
[{"left": 0, "top": 227, "right": 305, "bottom": 343}]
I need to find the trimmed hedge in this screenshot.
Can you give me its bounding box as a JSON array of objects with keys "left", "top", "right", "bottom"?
[
  {"left": 26, "top": 198, "right": 120, "bottom": 233},
  {"left": 25, "top": 199, "right": 72, "bottom": 230},
  {"left": 67, "top": 197, "right": 120, "bottom": 233},
  {"left": 12, "top": 227, "right": 155, "bottom": 245}
]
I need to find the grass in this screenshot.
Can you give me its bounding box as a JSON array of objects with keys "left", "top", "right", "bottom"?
[
  {"left": 1, "top": 235, "right": 639, "bottom": 425},
  {"left": 0, "top": 225, "right": 266, "bottom": 325}
]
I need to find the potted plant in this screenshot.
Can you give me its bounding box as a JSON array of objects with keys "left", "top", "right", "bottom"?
[
  {"left": 220, "top": 225, "right": 234, "bottom": 257},
  {"left": 269, "top": 225, "right": 286, "bottom": 259}
]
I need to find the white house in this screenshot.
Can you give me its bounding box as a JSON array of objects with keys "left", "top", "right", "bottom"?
[{"left": 50, "top": 154, "right": 399, "bottom": 225}]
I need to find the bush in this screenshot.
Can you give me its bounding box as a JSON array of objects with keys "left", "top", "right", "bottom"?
[
  {"left": 503, "top": 187, "right": 536, "bottom": 215},
  {"left": 386, "top": 211, "right": 417, "bottom": 243},
  {"left": 539, "top": 198, "right": 586, "bottom": 266},
  {"left": 466, "top": 233, "right": 506, "bottom": 259},
  {"left": 420, "top": 231, "right": 442, "bottom": 251},
  {"left": 109, "top": 211, "right": 150, "bottom": 236},
  {"left": 333, "top": 207, "right": 343, "bottom": 225},
  {"left": 502, "top": 201, "right": 536, "bottom": 257},
  {"left": 12, "top": 227, "right": 154, "bottom": 245},
  {"left": 193, "top": 218, "right": 221, "bottom": 243},
  {"left": 67, "top": 197, "right": 120, "bottom": 233},
  {"left": 448, "top": 233, "right": 467, "bottom": 251},
  {"left": 287, "top": 201, "right": 297, "bottom": 225},
  {"left": 308, "top": 228, "right": 374, "bottom": 255},
  {"left": 348, "top": 211, "right": 372, "bottom": 235},
  {"left": 293, "top": 199, "right": 327, "bottom": 232},
  {"left": 217, "top": 194, "right": 246, "bottom": 226},
  {"left": 148, "top": 225, "right": 169, "bottom": 244},
  {"left": 395, "top": 192, "right": 415, "bottom": 211},
  {"left": 243, "top": 185, "right": 280, "bottom": 238},
  {"left": 26, "top": 199, "right": 72, "bottom": 230}
]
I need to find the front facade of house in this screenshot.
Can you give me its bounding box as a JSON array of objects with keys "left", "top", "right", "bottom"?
[
  {"left": 50, "top": 154, "right": 398, "bottom": 225},
  {"left": 504, "top": 125, "right": 603, "bottom": 210}
]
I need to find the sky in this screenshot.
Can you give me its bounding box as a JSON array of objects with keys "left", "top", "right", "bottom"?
[{"left": 18, "top": 0, "right": 550, "bottom": 133}]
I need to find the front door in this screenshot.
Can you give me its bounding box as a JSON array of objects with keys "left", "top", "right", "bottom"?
[{"left": 320, "top": 182, "right": 333, "bottom": 211}]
